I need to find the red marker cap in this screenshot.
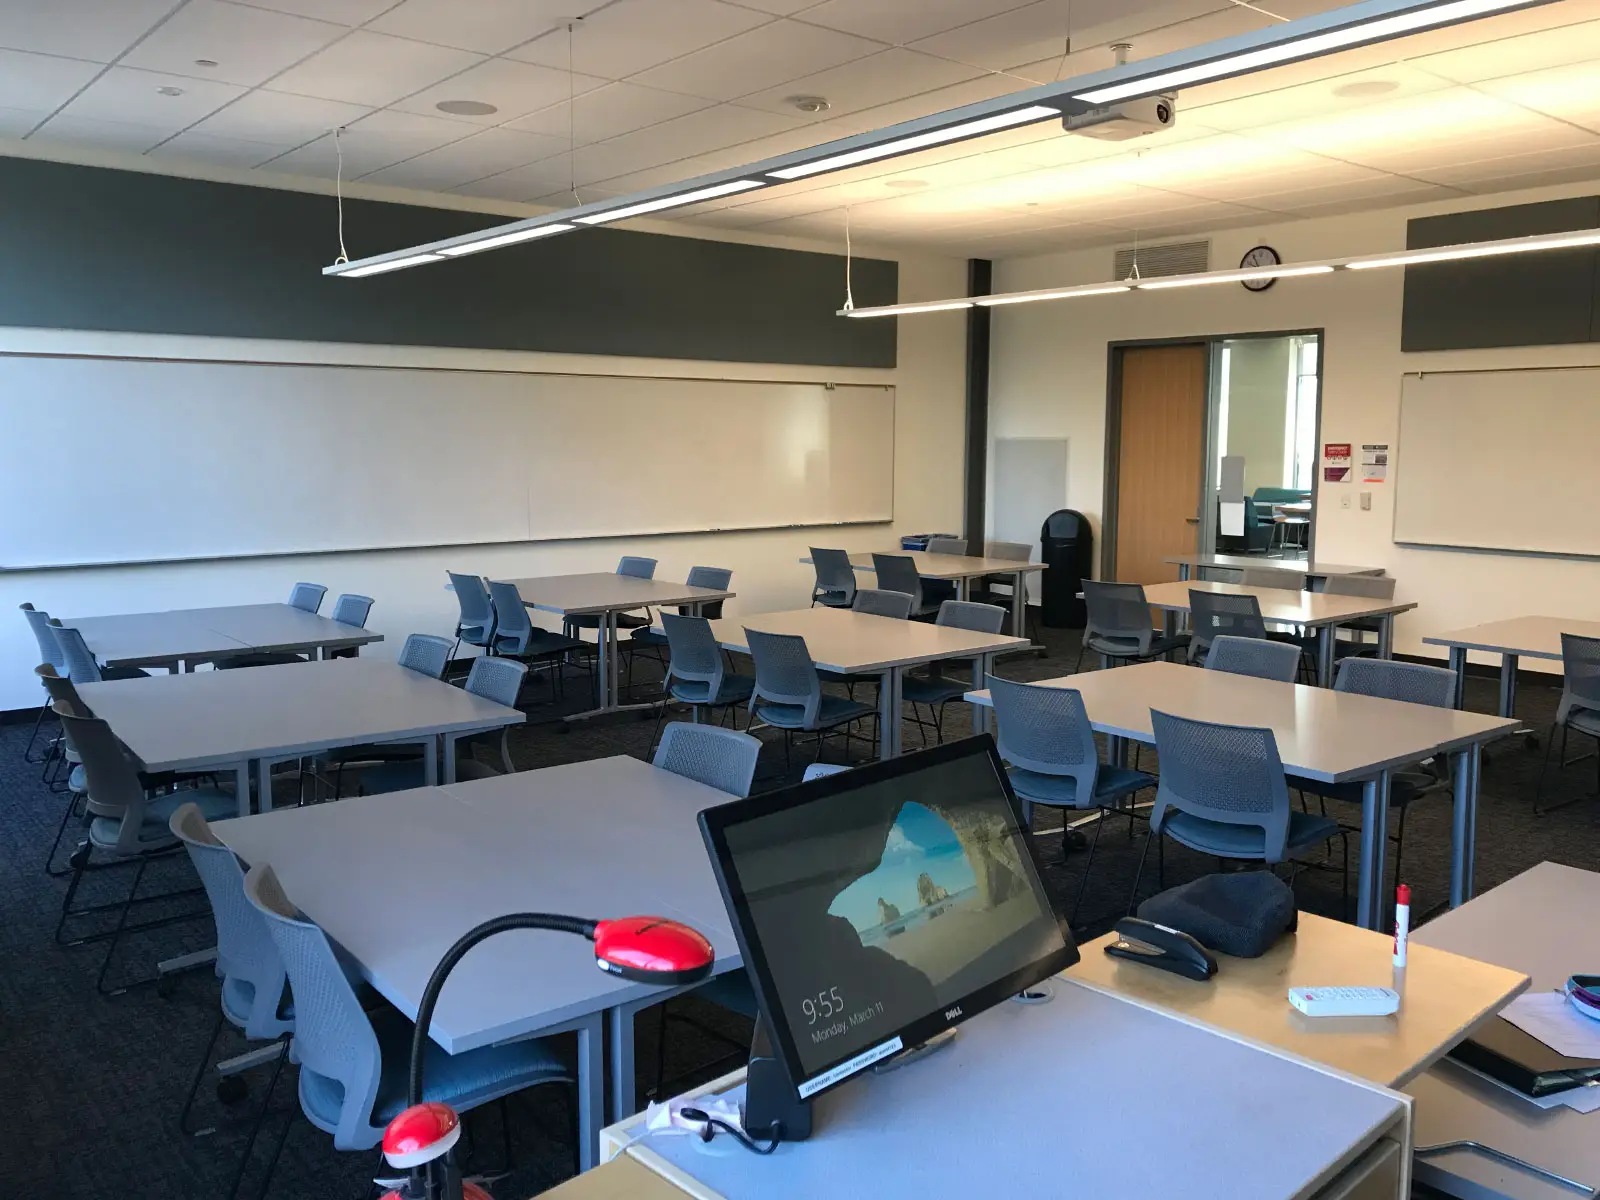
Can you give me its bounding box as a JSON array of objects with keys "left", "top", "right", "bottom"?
[{"left": 1396, "top": 884, "right": 1411, "bottom": 905}]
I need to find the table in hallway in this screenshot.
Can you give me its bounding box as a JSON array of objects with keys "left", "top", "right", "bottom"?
[{"left": 64, "top": 602, "right": 383, "bottom": 671}]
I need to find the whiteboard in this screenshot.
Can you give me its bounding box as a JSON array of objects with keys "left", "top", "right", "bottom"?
[
  {"left": 1394, "top": 367, "right": 1600, "bottom": 557},
  {"left": 0, "top": 354, "right": 894, "bottom": 568}
]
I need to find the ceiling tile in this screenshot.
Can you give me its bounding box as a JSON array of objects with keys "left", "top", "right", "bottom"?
[
  {"left": 0, "top": 48, "right": 102, "bottom": 113},
  {"left": 268, "top": 30, "right": 484, "bottom": 107},
  {"left": 53, "top": 65, "right": 245, "bottom": 132},
  {"left": 0, "top": 0, "right": 175, "bottom": 62},
  {"left": 1188, "top": 64, "right": 1453, "bottom": 133},
  {"left": 27, "top": 113, "right": 171, "bottom": 153},
  {"left": 1407, "top": 142, "right": 1600, "bottom": 189},
  {"left": 359, "top": 125, "right": 571, "bottom": 190},
  {"left": 187, "top": 89, "right": 372, "bottom": 144},
  {"left": 0, "top": 104, "right": 44, "bottom": 136},
  {"left": 724, "top": 0, "right": 817, "bottom": 13},
  {"left": 368, "top": 0, "right": 604, "bottom": 56},
  {"left": 1477, "top": 61, "right": 1600, "bottom": 135},
  {"left": 906, "top": 0, "right": 1084, "bottom": 74},
  {"left": 457, "top": 157, "right": 580, "bottom": 202},
  {"left": 120, "top": 1, "right": 346, "bottom": 87},
  {"left": 266, "top": 107, "right": 477, "bottom": 175},
  {"left": 797, "top": 0, "right": 1036, "bottom": 46},
  {"left": 506, "top": 82, "right": 713, "bottom": 145},
  {"left": 1413, "top": 16, "right": 1600, "bottom": 84},
  {"left": 629, "top": 19, "right": 882, "bottom": 102},
  {"left": 570, "top": 102, "right": 802, "bottom": 183},
  {"left": 509, "top": 0, "right": 773, "bottom": 83},
  {"left": 148, "top": 128, "right": 286, "bottom": 167},
  {"left": 392, "top": 57, "right": 609, "bottom": 125},
  {"left": 229, "top": 0, "right": 397, "bottom": 24},
  {"left": 737, "top": 48, "right": 981, "bottom": 120}
]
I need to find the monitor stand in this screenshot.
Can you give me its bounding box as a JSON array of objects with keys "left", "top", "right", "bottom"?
[
  {"left": 873, "top": 1026, "right": 957, "bottom": 1074},
  {"left": 742, "top": 1014, "right": 812, "bottom": 1143}
]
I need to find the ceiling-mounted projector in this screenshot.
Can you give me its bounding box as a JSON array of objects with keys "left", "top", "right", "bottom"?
[{"left": 1062, "top": 94, "right": 1177, "bottom": 141}]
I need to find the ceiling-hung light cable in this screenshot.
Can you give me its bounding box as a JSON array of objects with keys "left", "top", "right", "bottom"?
[
  {"left": 568, "top": 21, "right": 581, "bottom": 208},
  {"left": 1054, "top": 0, "right": 1072, "bottom": 81},
  {"left": 1229, "top": 0, "right": 1292, "bottom": 21},
  {"left": 842, "top": 207, "right": 855, "bottom": 312},
  {"left": 333, "top": 126, "right": 349, "bottom": 265}
]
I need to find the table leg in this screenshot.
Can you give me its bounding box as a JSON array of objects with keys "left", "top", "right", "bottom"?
[
  {"left": 257, "top": 757, "right": 275, "bottom": 814},
  {"left": 1317, "top": 625, "right": 1337, "bottom": 688},
  {"left": 1498, "top": 654, "right": 1519, "bottom": 720},
  {"left": 1011, "top": 570, "right": 1026, "bottom": 639},
  {"left": 234, "top": 762, "right": 251, "bottom": 818},
  {"left": 595, "top": 611, "right": 612, "bottom": 713},
  {"left": 1378, "top": 613, "right": 1395, "bottom": 659},
  {"left": 1450, "top": 744, "right": 1482, "bottom": 907},
  {"left": 576, "top": 1013, "right": 604, "bottom": 1171},
  {"left": 608, "top": 1003, "right": 636, "bottom": 1126},
  {"left": 956, "top": 575, "right": 970, "bottom": 602},
  {"left": 1178, "top": 564, "right": 1191, "bottom": 582},
  {"left": 878, "top": 666, "right": 903, "bottom": 760},
  {"left": 970, "top": 654, "right": 994, "bottom": 736},
  {"left": 1449, "top": 646, "right": 1468, "bottom": 710},
  {"left": 436, "top": 736, "right": 449, "bottom": 785},
  {"left": 606, "top": 611, "right": 620, "bottom": 710},
  {"left": 1356, "top": 770, "right": 1391, "bottom": 930}
]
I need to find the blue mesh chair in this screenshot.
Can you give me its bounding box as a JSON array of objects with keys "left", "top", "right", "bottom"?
[
  {"left": 988, "top": 675, "right": 1156, "bottom": 922},
  {"left": 809, "top": 548, "right": 858, "bottom": 608},
  {"left": 322, "top": 635, "right": 455, "bottom": 793},
  {"left": 871, "top": 554, "right": 940, "bottom": 619},
  {"left": 460, "top": 657, "right": 526, "bottom": 776},
  {"left": 447, "top": 572, "right": 497, "bottom": 668},
  {"left": 398, "top": 634, "right": 452, "bottom": 680},
  {"left": 920, "top": 537, "right": 968, "bottom": 607},
  {"left": 629, "top": 566, "right": 732, "bottom": 689},
  {"left": 288, "top": 583, "right": 327, "bottom": 614},
  {"left": 650, "top": 613, "right": 754, "bottom": 756},
  {"left": 37, "top": 665, "right": 91, "bottom": 873},
  {"left": 487, "top": 580, "right": 586, "bottom": 702},
  {"left": 902, "top": 601, "right": 1007, "bottom": 746},
  {"left": 48, "top": 619, "right": 149, "bottom": 684},
  {"left": 1535, "top": 634, "right": 1600, "bottom": 816},
  {"left": 20, "top": 603, "right": 67, "bottom": 762},
  {"left": 654, "top": 723, "right": 762, "bottom": 797},
  {"left": 242, "top": 863, "right": 574, "bottom": 1193},
  {"left": 1186, "top": 590, "right": 1269, "bottom": 665},
  {"left": 1138, "top": 710, "right": 1344, "bottom": 914},
  {"left": 324, "top": 594, "right": 374, "bottom": 660},
  {"left": 1309, "top": 574, "right": 1398, "bottom": 659},
  {"left": 1204, "top": 635, "right": 1301, "bottom": 683},
  {"left": 818, "top": 590, "right": 915, "bottom": 698},
  {"left": 746, "top": 628, "right": 877, "bottom": 772},
  {"left": 1077, "top": 581, "right": 1189, "bottom": 672}
]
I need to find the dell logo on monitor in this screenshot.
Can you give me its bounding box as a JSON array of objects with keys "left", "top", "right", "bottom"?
[{"left": 944, "top": 1006, "right": 963, "bottom": 1021}]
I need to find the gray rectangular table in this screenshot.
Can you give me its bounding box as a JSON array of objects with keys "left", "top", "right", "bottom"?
[
  {"left": 799, "top": 549, "right": 1044, "bottom": 637},
  {"left": 64, "top": 602, "right": 383, "bottom": 671},
  {"left": 78, "top": 657, "right": 523, "bottom": 811},
  {"left": 1164, "top": 553, "right": 1386, "bottom": 582},
  {"left": 1409, "top": 862, "right": 1600, "bottom": 1199},
  {"left": 213, "top": 755, "right": 742, "bottom": 1169},
  {"left": 966, "top": 661, "right": 1517, "bottom": 930},
  {"left": 1424, "top": 617, "right": 1600, "bottom": 719},
  {"left": 709, "top": 606, "right": 1028, "bottom": 758},
  {"left": 502, "top": 574, "right": 735, "bottom": 721}
]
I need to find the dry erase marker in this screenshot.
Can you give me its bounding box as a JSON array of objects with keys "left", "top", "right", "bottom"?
[{"left": 1393, "top": 883, "right": 1411, "bottom": 968}]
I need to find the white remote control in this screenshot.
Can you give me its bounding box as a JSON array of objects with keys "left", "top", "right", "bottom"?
[{"left": 1288, "top": 986, "right": 1400, "bottom": 1017}]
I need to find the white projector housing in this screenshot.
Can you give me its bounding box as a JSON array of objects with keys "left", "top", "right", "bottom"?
[{"left": 1062, "top": 94, "right": 1177, "bottom": 141}]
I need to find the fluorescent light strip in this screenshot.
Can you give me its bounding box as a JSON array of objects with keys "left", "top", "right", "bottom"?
[
  {"left": 1137, "top": 264, "right": 1335, "bottom": 290},
  {"left": 1346, "top": 228, "right": 1600, "bottom": 269},
  {"left": 575, "top": 180, "right": 766, "bottom": 225},
  {"left": 977, "top": 284, "right": 1131, "bottom": 306},
  {"left": 842, "top": 299, "right": 975, "bottom": 318},
  {"left": 439, "top": 223, "right": 575, "bottom": 256},
  {"left": 339, "top": 253, "right": 445, "bottom": 278},
  {"left": 1074, "top": 0, "right": 1529, "bottom": 105},
  {"left": 770, "top": 106, "right": 1062, "bottom": 181}
]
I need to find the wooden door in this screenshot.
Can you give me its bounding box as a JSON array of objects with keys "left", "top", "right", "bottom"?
[{"left": 1113, "top": 344, "right": 1207, "bottom": 584}]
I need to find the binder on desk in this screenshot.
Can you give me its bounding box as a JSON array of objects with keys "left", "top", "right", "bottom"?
[{"left": 1448, "top": 1017, "right": 1600, "bottom": 1097}]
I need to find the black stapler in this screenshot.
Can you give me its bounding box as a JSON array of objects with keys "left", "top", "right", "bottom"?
[{"left": 1104, "top": 917, "right": 1217, "bottom": 981}]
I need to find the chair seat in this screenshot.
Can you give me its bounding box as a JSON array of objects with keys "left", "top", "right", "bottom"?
[
  {"left": 1570, "top": 709, "right": 1600, "bottom": 738},
  {"left": 299, "top": 1004, "right": 571, "bottom": 1137},
  {"left": 756, "top": 694, "right": 876, "bottom": 731},
  {"left": 1160, "top": 809, "right": 1340, "bottom": 860},
  {"left": 630, "top": 627, "right": 668, "bottom": 647},
  {"left": 668, "top": 675, "right": 755, "bottom": 706},
  {"left": 568, "top": 612, "right": 649, "bottom": 631},
  {"left": 351, "top": 760, "right": 432, "bottom": 795},
  {"left": 1286, "top": 770, "right": 1440, "bottom": 809},
  {"left": 219, "top": 652, "right": 309, "bottom": 670},
  {"left": 1089, "top": 633, "right": 1190, "bottom": 660},
  {"left": 1008, "top": 765, "right": 1156, "bottom": 810},
  {"left": 900, "top": 674, "right": 972, "bottom": 706},
  {"left": 493, "top": 630, "right": 588, "bottom": 661},
  {"left": 813, "top": 591, "right": 854, "bottom": 609},
  {"left": 89, "top": 786, "right": 236, "bottom": 853}
]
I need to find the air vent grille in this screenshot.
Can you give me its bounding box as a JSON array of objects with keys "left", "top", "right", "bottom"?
[{"left": 1112, "top": 239, "right": 1210, "bottom": 281}]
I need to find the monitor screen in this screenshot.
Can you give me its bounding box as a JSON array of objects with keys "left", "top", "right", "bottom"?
[{"left": 699, "top": 736, "right": 1078, "bottom": 1102}]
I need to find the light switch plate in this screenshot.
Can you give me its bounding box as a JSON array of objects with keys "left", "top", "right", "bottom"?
[{"left": 1341, "top": 494, "right": 1351, "bottom": 509}]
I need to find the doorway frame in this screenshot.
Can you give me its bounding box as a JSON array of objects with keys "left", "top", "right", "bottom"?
[{"left": 1101, "top": 326, "right": 1327, "bottom": 580}]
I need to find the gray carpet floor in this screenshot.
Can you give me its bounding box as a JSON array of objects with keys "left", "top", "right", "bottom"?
[{"left": 3, "top": 621, "right": 1598, "bottom": 1199}]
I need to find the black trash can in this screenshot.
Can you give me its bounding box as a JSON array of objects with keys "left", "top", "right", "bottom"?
[{"left": 1040, "top": 509, "right": 1093, "bottom": 628}]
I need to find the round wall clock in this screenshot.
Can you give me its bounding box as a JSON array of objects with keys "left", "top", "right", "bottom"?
[{"left": 1239, "top": 245, "right": 1281, "bottom": 291}]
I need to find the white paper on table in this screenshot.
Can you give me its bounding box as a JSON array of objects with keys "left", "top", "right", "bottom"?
[{"left": 1501, "top": 991, "right": 1600, "bottom": 1059}]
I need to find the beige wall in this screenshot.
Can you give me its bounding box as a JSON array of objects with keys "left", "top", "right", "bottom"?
[{"left": 988, "top": 177, "right": 1600, "bottom": 673}]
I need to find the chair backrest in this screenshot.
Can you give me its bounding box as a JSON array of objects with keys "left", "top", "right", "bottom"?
[
  {"left": 465, "top": 655, "right": 526, "bottom": 708},
  {"left": 986, "top": 675, "right": 1100, "bottom": 802},
  {"left": 1314, "top": 574, "right": 1398, "bottom": 600},
  {"left": 983, "top": 541, "right": 1032, "bottom": 562},
  {"left": 1204, "top": 635, "right": 1301, "bottom": 683},
  {"left": 1240, "top": 568, "right": 1306, "bottom": 592},
  {"left": 937, "top": 600, "right": 1006, "bottom": 634},
  {"left": 617, "top": 556, "right": 657, "bottom": 579},
  {"left": 925, "top": 537, "right": 968, "bottom": 556},
  {"left": 486, "top": 580, "right": 535, "bottom": 655},
  {"left": 661, "top": 612, "right": 726, "bottom": 699},
  {"left": 56, "top": 710, "right": 156, "bottom": 850},
  {"left": 288, "top": 583, "right": 327, "bottom": 613},
  {"left": 36, "top": 663, "right": 90, "bottom": 718},
  {"left": 1081, "top": 580, "right": 1153, "bottom": 652},
  {"left": 809, "top": 548, "right": 857, "bottom": 603},
  {"left": 22, "top": 604, "right": 67, "bottom": 672},
  {"left": 683, "top": 566, "right": 732, "bottom": 619},
  {"left": 397, "top": 633, "right": 452, "bottom": 680},
  {"left": 48, "top": 620, "right": 102, "bottom": 684},
  {"left": 243, "top": 864, "right": 384, "bottom": 1151},
  {"left": 447, "top": 572, "right": 496, "bottom": 646},
  {"left": 745, "top": 629, "right": 822, "bottom": 727},
  {"left": 1560, "top": 633, "right": 1600, "bottom": 718},
  {"left": 1189, "top": 590, "right": 1267, "bottom": 657},
  {"left": 170, "top": 803, "right": 291, "bottom": 1040},
  {"left": 1149, "top": 709, "right": 1293, "bottom": 862},
  {"left": 853, "top": 589, "right": 914, "bottom": 619},
  {"left": 1334, "top": 656, "right": 1454, "bottom": 707},
  {"left": 329, "top": 594, "right": 373, "bottom": 628},
  {"left": 803, "top": 763, "right": 849, "bottom": 781},
  {"left": 653, "top": 723, "right": 762, "bottom": 798},
  {"left": 870, "top": 554, "right": 924, "bottom": 607}
]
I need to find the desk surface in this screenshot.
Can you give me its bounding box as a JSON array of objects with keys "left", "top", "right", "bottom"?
[
  {"left": 965, "top": 661, "right": 1517, "bottom": 783},
  {"left": 79, "top": 658, "right": 521, "bottom": 772},
  {"left": 708, "top": 606, "right": 1028, "bottom": 674},
  {"left": 64, "top": 602, "right": 382, "bottom": 667},
  {"left": 499, "top": 573, "right": 735, "bottom": 617},
  {"left": 1423, "top": 617, "right": 1600, "bottom": 662},
  {"left": 1070, "top": 912, "right": 1526, "bottom": 1088},
  {"left": 215, "top": 756, "right": 741, "bottom": 1054},
  {"left": 801, "top": 549, "right": 1046, "bottom": 578},
  {"left": 1142, "top": 580, "right": 1416, "bottom": 627},
  {"left": 542, "top": 1155, "right": 684, "bottom": 1200},
  {"left": 1163, "top": 554, "right": 1385, "bottom": 577}
]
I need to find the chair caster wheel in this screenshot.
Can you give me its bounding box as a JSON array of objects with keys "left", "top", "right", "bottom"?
[
  {"left": 216, "top": 1076, "right": 249, "bottom": 1106},
  {"left": 1062, "top": 828, "right": 1090, "bottom": 853}
]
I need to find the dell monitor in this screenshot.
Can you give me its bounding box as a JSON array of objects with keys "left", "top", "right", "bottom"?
[{"left": 698, "top": 734, "right": 1078, "bottom": 1141}]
